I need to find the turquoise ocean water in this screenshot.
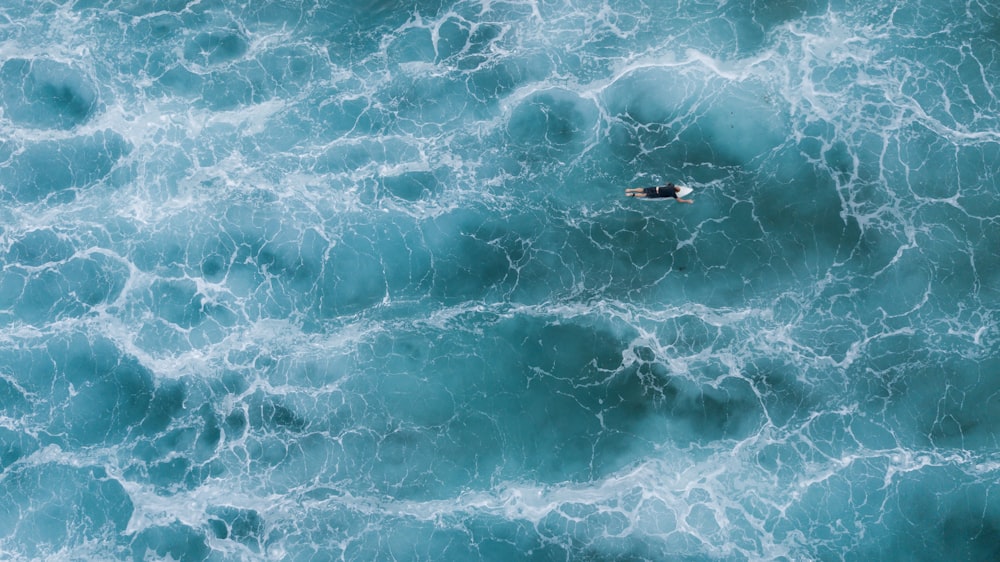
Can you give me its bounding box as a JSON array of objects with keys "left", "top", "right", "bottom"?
[{"left": 1, "top": 0, "right": 999, "bottom": 559}]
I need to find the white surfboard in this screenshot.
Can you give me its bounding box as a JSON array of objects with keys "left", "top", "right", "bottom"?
[
  {"left": 644, "top": 185, "right": 693, "bottom": 199},
  {"left": 629, "top": 184, "right": 694, "bottom": 200}
]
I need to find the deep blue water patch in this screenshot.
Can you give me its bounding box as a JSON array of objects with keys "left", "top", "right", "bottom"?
[{"left": 0, "top": 58, "right": 99, "bottom": 130}]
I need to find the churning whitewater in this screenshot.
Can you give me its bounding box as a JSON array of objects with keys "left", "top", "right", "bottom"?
[{"left": 1, "top": 0, "right": 999, "bottom": 560}]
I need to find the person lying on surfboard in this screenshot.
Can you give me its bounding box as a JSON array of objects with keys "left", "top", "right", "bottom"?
[{"left": 625, "top": 182, "right": 693, "bottom": 203}]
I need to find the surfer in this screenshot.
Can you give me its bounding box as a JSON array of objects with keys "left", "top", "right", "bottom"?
[{"left": 625, "top": 183, "right": 693, "bottom": 203}]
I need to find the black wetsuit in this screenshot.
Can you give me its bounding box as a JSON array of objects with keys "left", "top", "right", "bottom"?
[{"left": 643, "top": 184, "right": 677, "bottom": 199}]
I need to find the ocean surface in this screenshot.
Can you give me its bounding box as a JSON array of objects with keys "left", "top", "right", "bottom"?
[{"left": 1, "top": 0, "right": 999, "bottom": 560}]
